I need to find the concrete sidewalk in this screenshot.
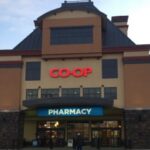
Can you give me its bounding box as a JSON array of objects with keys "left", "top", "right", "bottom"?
[
  {"left": 22, "top": 147, "right": 123, "bottom": 150},
  {"left": 21, "top": 146, "right": 146, "bottom": 150}
]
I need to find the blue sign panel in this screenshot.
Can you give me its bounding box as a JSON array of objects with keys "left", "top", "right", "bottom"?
[{"left": 37, "top": 107, "right": 103, "bottom": 117}]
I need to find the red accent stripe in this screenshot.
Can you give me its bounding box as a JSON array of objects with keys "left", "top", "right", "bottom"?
[
  {"left": 103, "top": 44, "right": 150, "bottom": 53},
  {"left": 123, "top": 56, "right": 150, "bottom": 61},
  {"left": 0, "top": 50, "right": 41, "bottom": 56},
  {"left": 0, "top": 60, "right": 23, "bottom": 65}
]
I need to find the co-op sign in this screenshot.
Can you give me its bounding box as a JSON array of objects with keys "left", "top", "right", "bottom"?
[
  {"left": 49, "top": 67, "right": 93, "bottom": 78},
  {"left": 37, "top": 107, "right": 103, "bottom": 117}
]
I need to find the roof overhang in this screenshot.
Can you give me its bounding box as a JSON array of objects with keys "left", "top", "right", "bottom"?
[{"left": 23, "top": 97, "right": 113, "bottom": 109}]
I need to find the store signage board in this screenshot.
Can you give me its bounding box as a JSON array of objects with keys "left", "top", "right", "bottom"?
[
  {"left": 49, "top": 67, "right": 93, "bottom": 78},
  {"left": 37, "top": 107, "right": 103, "bottom": 117}
]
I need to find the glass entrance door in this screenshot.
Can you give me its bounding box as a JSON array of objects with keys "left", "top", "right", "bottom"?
[
  {"left": 92, "top": 128, "right": 121, "bottom": 147},
  {"left": 37, "top": 121, "right": 65, "bottom": 147},
  {"left": 91, "top": 121, "right": 122, "bottom": 147},
  {"left": 67, "top": 123, "right": 90, "bottom": 144}
]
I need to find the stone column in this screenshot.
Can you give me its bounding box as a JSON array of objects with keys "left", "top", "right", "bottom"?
[
  {"left": 124, "top": 109, "right": 150, "bottom": 149},
  {"left": 0, "top": 111, "right": 24, "bottom": 148}
]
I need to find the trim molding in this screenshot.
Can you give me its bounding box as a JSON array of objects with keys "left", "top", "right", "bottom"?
[
  {"left": 123, "top": 56, "right": 150, "bottom": 64},
  {"left": 0, "top": 50, "right": 41, "bottom": 56},
  {"left": 103, "top": 44, "right": 150, "bottom": 54},
  {"left": 0, "top": 61, "right": 23, "bottom": 68}
]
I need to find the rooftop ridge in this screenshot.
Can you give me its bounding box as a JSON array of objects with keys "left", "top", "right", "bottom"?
[
  {"left": 62, "top": 0, "right": 93, "bottom": 7},
  {"left": 64, "top": 0, "right": 91, "bottom": 3}
]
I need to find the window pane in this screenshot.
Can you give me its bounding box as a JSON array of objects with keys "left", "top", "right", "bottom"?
[
  {"left": 41, "top": 89, "right": 59, "bottom": 98},
  {"left": 102, "top": 59, "right": 118, "bottom": 78},
  {"left": 25, "top": 62, "right": 41, "bottom": 80},
  {"left": 62, "top": 88, "right": 80, "bottom": 97},
  {"left": 50, "top": 26, "right": 93, "bottom": 45},
  {"left": 83, "top": 88, "right": 101, "bottom": 98},
  {"left": 104, "top": 87, "right": 117, "bottom": 99},
  {"left": 26, "top": 89, "right": 38, "bottom": 100}
]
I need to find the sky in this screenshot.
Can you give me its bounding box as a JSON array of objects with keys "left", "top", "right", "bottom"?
[{"left": 0, "top": 0, "right": 150, "bottom": 49}]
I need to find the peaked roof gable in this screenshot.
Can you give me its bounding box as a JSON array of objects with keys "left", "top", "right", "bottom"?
[
  {"left": 13, "top": 1, "right": 135, "bottom": 51},
  {"left": 13, "top": 28, "right": 42, "bottom": 51},
  {"left": 35, "top": 1, "right": 106, "bottom": 26},
  {"left": 102, "top": 18, "right": 135, "bottom": 48}
]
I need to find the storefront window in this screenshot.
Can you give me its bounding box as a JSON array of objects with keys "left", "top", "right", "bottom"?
[
  {"left": 104, "top": 87, "right": 117, "bottom": 99},
  {"left": 102, "top": 59, "right": 118, "bottom": 79},
  {"left": 91, "top": 121, "right": 120, "bottom": 128},
  {"left": 25, "top": 62, "right": 41, "bottom": 81},
  {"left": 62, "top": 88, "right": 80, "bottom": 97},
  {"left": 91, "top": 121, "right": 122, "bottom": 147},
  {"left": 37, "top": 121, "right": 66, "bottom": 147},
  {"left": 83, "top": 87, "right": 101, "bottom": 98},
  {"left": 26, "top": 89, "right": 38, "bottom": 100},
  {"left": 41, "top": 89, "right": 59, "bottom": 98},
  {"left": 50, "top": 26, "right": 93, "bottom": 45}
]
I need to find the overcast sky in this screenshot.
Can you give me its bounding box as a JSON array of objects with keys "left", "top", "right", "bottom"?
[{"left": 0, "top": 0, "right": 150, "bottom": 49}]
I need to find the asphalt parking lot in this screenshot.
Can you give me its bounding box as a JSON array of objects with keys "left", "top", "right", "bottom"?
[{"left": 20, "top": 146, "right": 147, "bottom": 150}]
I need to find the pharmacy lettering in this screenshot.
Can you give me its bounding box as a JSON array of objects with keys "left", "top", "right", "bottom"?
[{"left": 37, "top": 107, "right": 103, "bottom": 117}]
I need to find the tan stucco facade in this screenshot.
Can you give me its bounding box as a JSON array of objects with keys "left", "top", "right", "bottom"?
[
  {"left": 124, "top": 63, "right": 150, "bottom": 109},
  {"left": 0, "top": 56, "right": 22, "bottom": 111},
  {"left": 0, "top": 67, "right": 22, "bottom": 111},
  {"left": 102, "top": 54, "right": 124, "bottom": 108},
  {"left": 47, "top": 10, "right": 98, "bottom": 19},
  {"left": 124, "top": 51, "right": 149, "bottom": 57},
  {"left": 21, "top": 54, "right": 124, "bottom": 109},
  {"left": 24, "top": 120, "right": 37, "bottom": 141},
  {"left": 1, "top": 2, "right": 150, "bottom": 148}
]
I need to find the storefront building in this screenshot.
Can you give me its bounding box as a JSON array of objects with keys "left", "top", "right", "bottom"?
[{"left": 0, "top": 0, "right": 150, "bottom": 149}]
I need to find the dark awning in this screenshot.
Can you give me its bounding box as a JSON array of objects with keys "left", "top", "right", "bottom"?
[{"left": 23, "top": 97, "right": 113, "bottom": 108}]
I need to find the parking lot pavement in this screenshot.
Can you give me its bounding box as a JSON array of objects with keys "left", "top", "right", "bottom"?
[
  {"left": 0, "top": 146, "right": 147, "bottom": 150},
  {"left": 21, "top": 146, "right": 146, "bottom": 150},
  {"left": 22, "top": 147, "right": 124, "bottom": 150}
]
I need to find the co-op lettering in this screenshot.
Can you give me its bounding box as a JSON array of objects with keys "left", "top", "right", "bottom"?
[{"left": 49, "top": 67, "right": 93, "bottom": 78}]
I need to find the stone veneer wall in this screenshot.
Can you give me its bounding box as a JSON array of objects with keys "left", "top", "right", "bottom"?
[
  {"left": 0, "top": 111, "right": 24, "bottom": 148},
  {"left": 124, "top": 110, "right": 150, "bottom": 149}
]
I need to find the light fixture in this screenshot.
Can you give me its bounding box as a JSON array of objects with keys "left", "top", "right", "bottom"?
[{"left": 54, "top": 121, "right": 59, "bottom": 127}]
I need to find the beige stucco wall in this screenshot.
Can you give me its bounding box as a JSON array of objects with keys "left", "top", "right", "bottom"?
[
  {"left": 124, "top": 51, "right": 149, "bottom": 57},
  {"left": 42, "top": 16, "right": 102, "bottom": 56},
  {"left": 0, "top": 68, "right": 22, "bottom": 111},
  {"left": 24, "top": 120, "right": 36, "bottom": 141},
  {"left": 101, "top": 54, "right": 124, "bottom": 108},
  {"left": 0, "top": 56, "right": 22, "bottom": 61},
  {"left": 0, "top": 56, "right": 22, "bottom": 110},
  {"left": 21, "top": 57, "right": 102, "bottom": 102},
  {"left": 22, "top": 54, "right": 124, "bottom": 108},
  {"left": 47, "top": 10, "right": 98, "bottom": 19},
  {"left": 124, "top": 63, "right": 150, "bottom": 109}
]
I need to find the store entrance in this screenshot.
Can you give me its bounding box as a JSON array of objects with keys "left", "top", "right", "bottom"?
[
  {"left": 67, "top": 122, "right": 90, "bottom": 145},
  {"left": 37, "top": 121, "right": 66, "bottom": 147},
  {"left": 36, "top": 121, "right": 90, "bottom": 146},
  {"left": 36, "top": 120, "right": 122, "bottom": 147}
]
